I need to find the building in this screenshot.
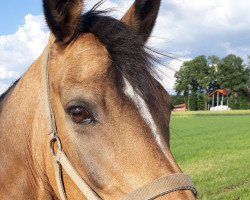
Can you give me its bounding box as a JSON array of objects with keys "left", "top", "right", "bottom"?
[
  {"left": 173, "top": 104, "right": 187, "bottom": 111},
  {"left": 208, "top": 89, "right": 230, "bottom": 111}
]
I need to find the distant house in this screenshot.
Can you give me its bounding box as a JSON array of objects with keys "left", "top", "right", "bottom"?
[{"left": 173, "top": 104, "right": 187, "bottom": 111}]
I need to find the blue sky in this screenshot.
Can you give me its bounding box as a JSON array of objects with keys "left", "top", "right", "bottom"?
[
  {"left": 0, "top": 0, "right": 43, "bottom": 35},
  {"left": 1, "top": 0, "right": 250, "bottom": 94}
]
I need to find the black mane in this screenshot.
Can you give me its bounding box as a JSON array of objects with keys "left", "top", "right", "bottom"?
[{"left": 72, "top": 8, "right": 170, "bottom": 120}]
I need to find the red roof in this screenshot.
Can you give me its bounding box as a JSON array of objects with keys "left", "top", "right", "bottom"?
[
  {"left": 208, "top": 89, "right": 230, "bottom": 97},
  {"left": 173, "top": 104, "right": 187, "bottom": 111},
  {"left": 174, "top": 104, "right": 186, "bottom": 108}
]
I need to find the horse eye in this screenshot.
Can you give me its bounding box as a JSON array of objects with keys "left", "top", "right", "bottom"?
[{"left": 69, "top": 107, "right": 92, "bottom": 123}]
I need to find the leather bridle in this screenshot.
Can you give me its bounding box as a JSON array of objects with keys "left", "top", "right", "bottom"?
[{"left": 41, "top": 45, "right": 197, "bottom": 200}]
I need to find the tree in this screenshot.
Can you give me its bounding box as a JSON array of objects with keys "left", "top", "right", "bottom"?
[
  {"left": 207, "top": 55, "right": 220, "bottom": 93},
  {"left": 184, "top": 95, "right": 189, "bottom": 110},
  {"left": 174, "top": 63, "right": 190, "bottom": 95},
  {"left": 217, "top": 54, "right": 249, "bottom": 107},
  {"left": 197, "top": 92, "right": 205, "bottom": 110},
  {"left": 170, "top": 95, "right": 185, "bottom": 106},
  {"left": 174, "top": 61, "right": 191, "bottom": 110},
  {"left": 196, "top": 55, "right": 217, "bottom": 110},
  {"left": 217, "top": 54, "right": 248, "bottom": 92},
  {"left": 208, "top": 55, "right": 220, "bottom": 66},
  {"left": 174, "top": 54, "right": 250, "bottom": 110},
  {"left": 174, "top": 55, "right": 214, "bottom": 110},
  {"left": 229, "top": 95, "right": 239, "bottom": 109},
  {"left": 247, "top": 56, "right": 250, "bottom": 88},
  {"left": 189, "top": 90, "right": 197, "bottom": 111},
  {"left": 239, "top": 95, "right": 248, "bottom": 110}
]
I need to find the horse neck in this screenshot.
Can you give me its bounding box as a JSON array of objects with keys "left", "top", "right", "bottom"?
[{"left": 0, "top": 56, "right": 57, "bottom": 199}]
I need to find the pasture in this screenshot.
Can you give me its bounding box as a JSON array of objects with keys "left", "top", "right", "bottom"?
[{"left": 170, "top": 110, "right": 250, "bottom": 200}]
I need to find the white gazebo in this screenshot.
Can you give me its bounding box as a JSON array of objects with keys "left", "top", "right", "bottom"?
[{"left": 208, "top": 89, "right": 230, "bottom": 111}]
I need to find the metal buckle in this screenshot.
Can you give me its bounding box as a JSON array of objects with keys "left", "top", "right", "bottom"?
[{"left": 50, "top": 135, "right": 62, "bottom": 156}]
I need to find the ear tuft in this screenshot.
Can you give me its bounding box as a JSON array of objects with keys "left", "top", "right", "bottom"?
[
  {"left": 43, "top": 0, "right": 83, "bottom": 44},
  {"left": 121, "top": 0, "right": 161, "bottom": 43}
]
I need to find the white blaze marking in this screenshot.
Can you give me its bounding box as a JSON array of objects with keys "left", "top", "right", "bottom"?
[{"left": 123, "top": 78, "right": 168, "bottom": 156}]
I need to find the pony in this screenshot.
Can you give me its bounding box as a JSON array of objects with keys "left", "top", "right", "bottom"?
[{"left": 0, "top": 0, "right": 196, "bottom": 199}]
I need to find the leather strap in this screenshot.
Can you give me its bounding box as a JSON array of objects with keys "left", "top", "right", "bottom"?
[
  {"left": 41, "top": 44, "right": 197, "bottom": 200},
  {"left": 119, "top": 174, "right": 197, "bottom": 200},
  {"left": 41, "top": 45, "right": 101, "bottom": 200},
  {"left": 41, "top": 45, "right": 57, "bottom": 140},
  {"left": 52, "top": 157, "right": 67, "bottom": 200},
  {"left": 54, "top": 150, "right": 102, "bottom": 200}
]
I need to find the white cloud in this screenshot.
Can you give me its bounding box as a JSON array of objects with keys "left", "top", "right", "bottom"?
[
  {"left": 2, "top": 0, "right": 250, "bottom": 95},
  {"left": 157, "top": 0, "right": 250, "bottom": 56},
  {"left": 0, "top": 14, "right": 49, "bottom": 94},
  {"left": 0, "top": 67, "right": 19, "bottom": 80},
  {"left": 155, "top": 58, "right": 192, "bottom": 92},
  {"left": 221, "top": 42, "right": 250, "bottom": 63},
  {"left": 171, "top": 50, "right": 191, "bottom": 57},
  {"left": 164, "top": 0, "right": 232, "bottom": 30},
  {"left": 0, "top": 14, "right": 49, "bottom": 78}
]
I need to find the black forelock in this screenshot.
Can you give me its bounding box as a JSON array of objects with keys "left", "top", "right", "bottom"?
[{"left": 71, "top": 7, "right": 170, "bottom": 120}]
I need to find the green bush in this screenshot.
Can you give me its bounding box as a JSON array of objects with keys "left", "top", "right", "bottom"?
[{"left": 239, "top": 95, "right": 249, "bottom": 109}]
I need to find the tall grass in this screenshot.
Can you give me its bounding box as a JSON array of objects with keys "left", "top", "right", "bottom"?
[{"left": 170, "top": 110, "right": 250, "bottom": 199}]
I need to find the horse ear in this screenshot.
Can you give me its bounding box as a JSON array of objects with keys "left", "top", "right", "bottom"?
[
  {"left": 43, "top": 0, "right": 83, "bottom": 44},
  {"left": 121, "top": 0, "right": 161, "bottom": 43}
]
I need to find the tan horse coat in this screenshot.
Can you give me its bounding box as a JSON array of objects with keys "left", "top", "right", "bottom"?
[{"left": 0, "top": 0, "right": 195, "bottom": 199}]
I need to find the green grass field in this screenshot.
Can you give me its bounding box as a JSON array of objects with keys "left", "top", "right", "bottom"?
[{"left": 170, "top": 110, "right": 250, "bottom": 200}]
